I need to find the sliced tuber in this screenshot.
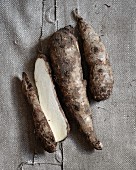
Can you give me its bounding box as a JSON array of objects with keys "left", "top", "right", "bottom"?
[
  {"left": 49, "top": 26, "right": 103, "bottom": 150},
  {"left": 73, "top": 9, "right": 114, "bottom": 101},
  {"left": 22, "top": 54, "right": 70, "bottom": 153},
  {"left": 34, "top": 54, "right": 70, "bottom": 143},
  {"left": 22, "top": 72, "right": 56, "bottom": 152}
]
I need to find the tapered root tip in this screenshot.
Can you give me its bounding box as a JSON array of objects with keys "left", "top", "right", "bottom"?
[
  {"left": 22, "top": 72, "right": 27, "bottom": 79},
  {"left": 93, "top": 141, "right": 103, "bottom": 150},
  {"left": 22, "top": 72, "right": 33, "bottom": 91},
  {"left": 44, "top": 144, "right": 57, "bottom": 153},
  {"left": 22, "top": 72, "right": 29, "bottom": 84},
  {"left": 72, "top": 8, "right": 83, "bottom": 21}
]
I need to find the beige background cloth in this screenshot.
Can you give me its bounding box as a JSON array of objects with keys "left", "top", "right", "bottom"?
[{"left": 0, "top": 0, "right": 136, "bottom": 169}]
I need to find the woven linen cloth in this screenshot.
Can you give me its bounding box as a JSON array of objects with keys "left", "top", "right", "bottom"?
[{"left": 0, "top": 0, "right": 136, "bottom": 170}]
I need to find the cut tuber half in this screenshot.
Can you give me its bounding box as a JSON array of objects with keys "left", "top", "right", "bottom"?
[
  {"left": 22, "top": 72, "right": 56, "bottom": 152},
  {"left": 22, "top": 54, "right": 70, "bottom": 153},
  {"left": 34, "top": 54, "right": 70, "bottom": 143}
]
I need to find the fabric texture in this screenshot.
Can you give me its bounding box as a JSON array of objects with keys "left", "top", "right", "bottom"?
[{"left": 0, "top": 0, "right": 136, "bottom": 169}]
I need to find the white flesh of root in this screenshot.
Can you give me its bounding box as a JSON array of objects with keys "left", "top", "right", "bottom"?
[{"left": 34, "top": 58, "right": 68, "bottom": 142}]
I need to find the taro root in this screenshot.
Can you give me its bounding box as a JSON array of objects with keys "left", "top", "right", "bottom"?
[
  {"left": 49, "top": 26, "right": 102, "bottom": 150},
  {"left": 73, "top": 9, "right": 114, "bottom": 101}
]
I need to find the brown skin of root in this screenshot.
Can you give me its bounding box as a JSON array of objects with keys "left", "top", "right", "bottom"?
[
  {"left": 22, "top": 72, "right": 57, "bottom": 153},
  {"left": 73, "top": 9, "right": 114, "bottom": 101},
  {"left": 49, "top": 26, "right": 102, "bottom": 150}
]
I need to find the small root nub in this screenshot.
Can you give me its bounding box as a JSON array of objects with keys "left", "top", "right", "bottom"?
[
  {"left": 72, "top": 8, "right": 83, "bottom": 21},
  {"left": 93, "top": 141, "right": 103, "bottom": 150}
]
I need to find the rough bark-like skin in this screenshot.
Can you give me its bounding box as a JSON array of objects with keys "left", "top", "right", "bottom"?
[
  {"left": 49, "top": 26, "right": 102, "bottom": 150},
  {"left": 73, "top": 9, "right": 114, "bottom": 101},
  {"left": 22, "top": 72, "right": 57, "bottom": 153}
]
